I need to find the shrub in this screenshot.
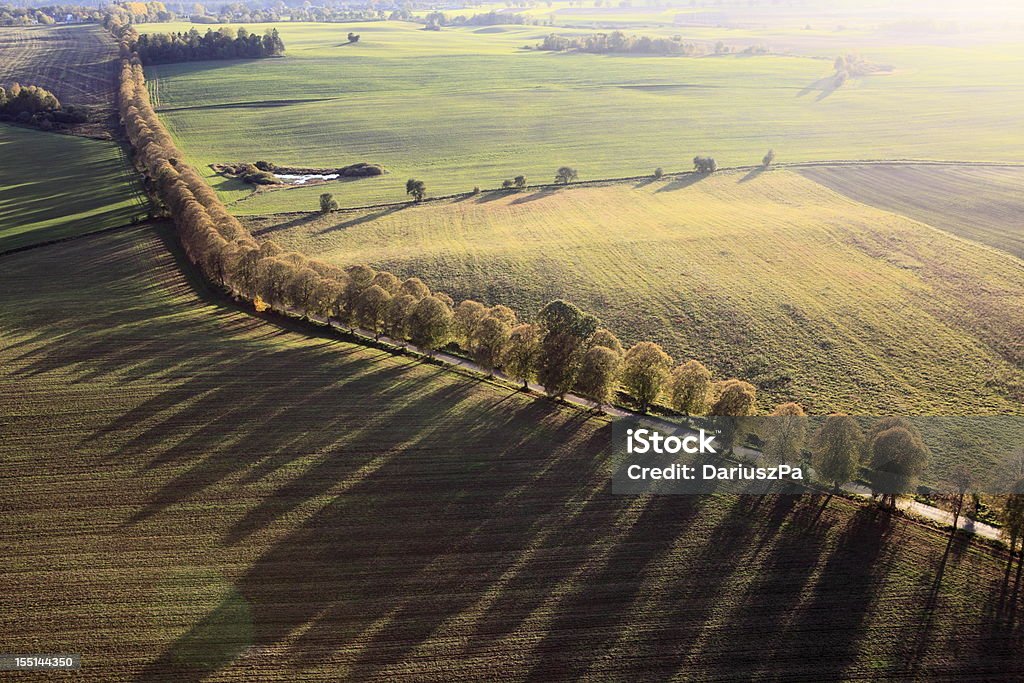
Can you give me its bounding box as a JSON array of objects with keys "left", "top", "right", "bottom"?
[{"left": 319, "top": 193, "right": 339, "bottom": 213}]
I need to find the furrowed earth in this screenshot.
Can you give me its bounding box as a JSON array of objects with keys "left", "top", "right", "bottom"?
[{"left": 1, "top": 225, "right": 1022, "bottom": 680}]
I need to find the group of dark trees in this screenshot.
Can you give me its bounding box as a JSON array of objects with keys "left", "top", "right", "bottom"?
[
  {"left": 132, "top": 26, "right": 284, "bottom": 64},
  {"left": 693, "top": 155, "right": 717, "bottom": 173},
  {"left": 0, "top": 82, "right": 84, "bottom": 128},
  {"left": 539, "top": 31, "right": 699, "bottom": 56},
  {"left": 422, "top": 10, "right": 533, "bottom": 29},
  {"left": 0, "top": 82, "right": 59, "bottom": 115},
  {"left": 832, "top": 53, "right": 893, "bottom": 87}
]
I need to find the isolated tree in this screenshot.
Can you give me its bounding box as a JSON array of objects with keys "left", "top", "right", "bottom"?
[
  {"left": 473, "top": 314, "right": 512, "bottom": 375},
  {"left": 762, "top": 149, "right": 775, "bottom": 168},
  {"left": 669, "top": 359, "right": 712, "bottom": 417},
  {"left": 406, "top": 178, "right": 426, "bottom": 202},
  {"left": 372, "top": 271, "right": 401, "bottom": 294},
  {"left": 554, "top": 166, "right": 578, "bottom": 184},
  {"left": 399, "top": 276, "right": 430, "bottom": 300},
  {"left": 590, "top": 328, "right": 623, "bottom": 356},
  {"left": 653, "top": 167, "right": 664, "bottom": 179},
  {"left": 348, "top": 32, "right": 360, "bottom": 43},
  {"left": 355, "top": 284, "right": 391, "bottom": 338},
  {"left": 576, "top": 345, "right": 621, "bottom": 408},
  {"left": 453, "top": 299, "right": 487, "bottom": 349},
  {"left": 709, "top": 379, "right": 757, "bottom": 454},
  {"left": 537, "top": 299, "right": 598, "bottom": 399},
  {"left": 621, "top": 341, "right": 673, "bottom": 413},
  {"left": 319, "top": 192, "right": 338, "bottom": 213},
  {"left": 502, "top": 179, "right": 514, "bottom": 189},
  {"left": 867, "top": 423, "right": 930, "bottom": 510},
  {"left": 513, "top": 175, "right": 527, "bottom": 190},
  {"left": 409, "top": 295, "right": 452, "bottom": 352},
  {"left": 505, "top": 323, "right": 542, "bottom": 389},
  {"left": 811, "top": 414, "right": 863, "bottom": 514}
]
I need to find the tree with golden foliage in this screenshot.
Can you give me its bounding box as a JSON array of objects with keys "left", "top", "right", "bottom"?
[
  {"left": 669, "top": 359, "right": 712, "bottom": 417},
  {"left": 505, "top": 323, "right": 542, "bottom": 389},
  {"left": 621, "top": 341, "right": 673, "bottom": 413}
]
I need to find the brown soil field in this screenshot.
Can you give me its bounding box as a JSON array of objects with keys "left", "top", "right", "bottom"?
[
  {"left": 0, "top": 24, "right": 119, "bottom": 120},
  {"left": 1, "top": 225, "right": 1023, "bottom": 680},
  {"left": 799, "top": 164, "right": 1024, "bottom": 260}
]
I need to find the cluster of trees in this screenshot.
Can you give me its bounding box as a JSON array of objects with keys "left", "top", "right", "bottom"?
[
  {"left": 0, "top": 82, "right": 83, "bottom": 128},
  {"left": 501, "top": 175, "right": 527, "bottom": 190},
  {"left": 133, "top": 27, "right": 284, "bottom": 64},
  {"left": 538, "top": 31, "right": 699, "bottom": 56},
  {"left": 693, "top": 156, "right": 717, "bottom": 173},
  {"left": 0, "top": 82, "right": 59, "bottom": 115},
  {"left": 0, "top": 3, "right": 105, "bottom": 25},
  {"left": 832, "top": 54, "right": 893, "bottom": 87},
  {"left": 423, "top": 10, "right": 534, "bottom": 29},
  {"left": 106, "top": 1, "right": 173, "bottom": 25}
]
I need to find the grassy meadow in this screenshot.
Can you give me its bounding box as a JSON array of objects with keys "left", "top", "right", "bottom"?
[
  {"left": 246, "top": 168, "right": 1024, "bottom": 417},
  {"left": 0, "top": 126, "right": 147, "bottom": 251},
  {"left": 139, "top": 20, "right": 1024, "bottom": 211},
  {"left": 2, "top": 225, "right": 1023, "bottom": 679}
]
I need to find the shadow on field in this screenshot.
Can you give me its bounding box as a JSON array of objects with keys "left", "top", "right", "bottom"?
[
  {"left": 798, "top": 76, "right": 840, "bottom": 101},
  {"left": 317, "top": 204, "right": 405, "bottom": 234},
  {"left": 739, "top": 166, "right": 766, "bottom": 183},
  {"left": 510, "top": 187, "right": 559, "bottom": 205},
  {"left": 6, "top": 224, "right": 1024, "bottom": 680},
  {"left": 772, "top": 506, "right": 897, "bottom": 679},
  {"left": 248, "top": 212, "right": 322, "bottom": 236},
  {"left": 654, "top": 173, "right": 706, "bottom": 193}
]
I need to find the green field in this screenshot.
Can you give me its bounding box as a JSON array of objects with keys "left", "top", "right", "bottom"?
[
  {"left": 140, "top": 20, "right": 1024, "bottom": 211},
  {"left": 0, "top": 125, "right": 146, "bottom": 251},
  {"left": 246, "top": 168, "right": 1024, "bottom": 416},
  {"left": 2, "top": 225, "right": 1022, "bottom": 679}
]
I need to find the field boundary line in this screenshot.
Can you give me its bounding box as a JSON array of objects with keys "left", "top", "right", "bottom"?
[{"left": 238, "top": 158, "right": 1024, "bottom": 217}]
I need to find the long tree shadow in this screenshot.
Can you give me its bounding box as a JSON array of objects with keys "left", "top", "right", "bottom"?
[
  {"left": 654, "top": 173, "right": 706, "bottom": 193},
  {"left": 772, "top": 505, "right": 896, "bottom": 680}
]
